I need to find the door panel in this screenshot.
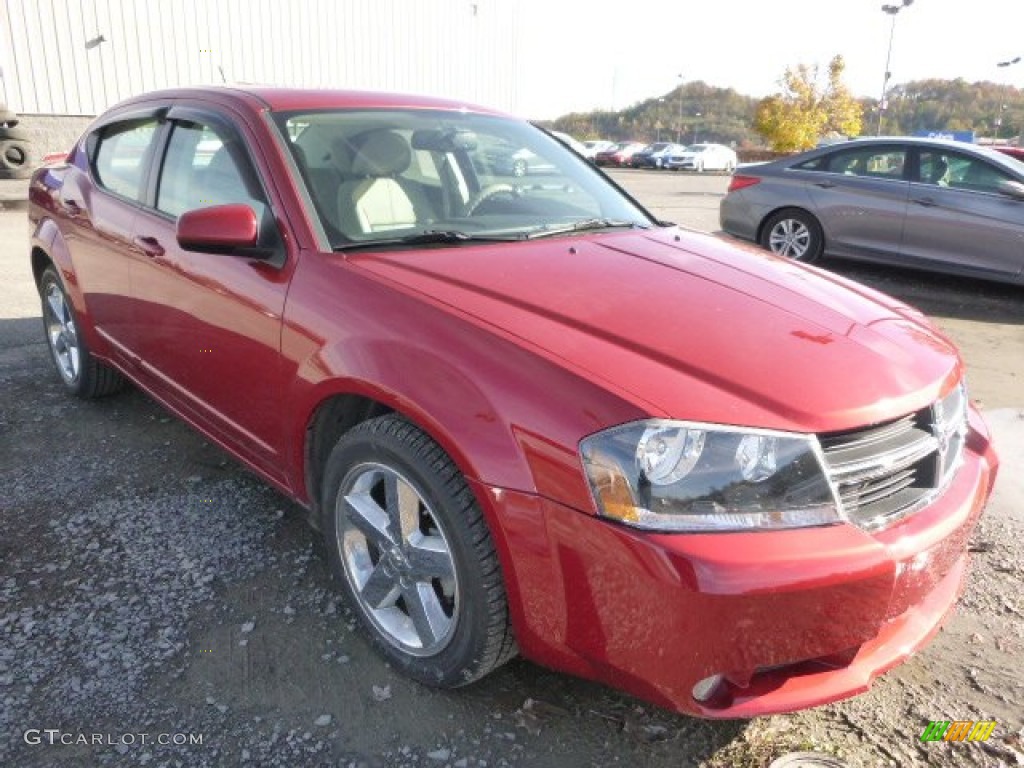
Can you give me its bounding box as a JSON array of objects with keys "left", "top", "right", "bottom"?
[
  {"left": 65, "top": 117, "right": 163, "bottom": 362},
  {"left": 900, "top": 150, "right": 1024, "bottom": 279},
  {"left": 130, "top": 117, "right": 291, "bottom": 477},
  {"left": 803, "top": 145, "right": 910, "bottom": 261}
]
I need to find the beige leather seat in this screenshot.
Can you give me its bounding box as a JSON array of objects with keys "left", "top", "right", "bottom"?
[{"left": 337, "top": 131, "right": 431, "bottom": 235}]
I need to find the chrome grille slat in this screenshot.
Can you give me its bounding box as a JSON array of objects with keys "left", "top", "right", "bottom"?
[
  {"left": 819, "top": 385, "right": 967, "bottom": 530},
  {"left": 819, "top": 414, "right": 916, "bottom": 453},
  {"left": 827, "top": 434, "right": 938, "bottom": 483},
  {"left": 841, "top": 468, "right": 917, "bottom": 508}
]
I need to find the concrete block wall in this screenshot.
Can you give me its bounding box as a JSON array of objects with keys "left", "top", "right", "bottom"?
[{"left": 6, "top": 114, "right": 96, "bottom": 165}]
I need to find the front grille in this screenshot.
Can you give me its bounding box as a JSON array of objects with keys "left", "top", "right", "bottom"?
[{"left": 819, "top": 385, "right": 968, "bottom": 530}]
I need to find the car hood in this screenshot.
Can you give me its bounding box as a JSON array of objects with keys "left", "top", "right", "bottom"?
[{"left": 349, "top": 228, "right": 960, "bottom": 433}]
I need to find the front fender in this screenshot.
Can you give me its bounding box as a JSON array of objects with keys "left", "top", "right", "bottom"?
[{"left": 281, "top": 255, "right": 652, "bottom": 512}]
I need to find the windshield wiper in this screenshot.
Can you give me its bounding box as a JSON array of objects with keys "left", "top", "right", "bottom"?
[
  {"left": 334, "top": 229, "right": 525, "bottom": 252},
  {"left": 525, "top": 218, "right": 649, "bottom": 239}
]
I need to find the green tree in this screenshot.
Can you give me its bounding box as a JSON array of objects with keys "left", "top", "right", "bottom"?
[
  {"left": 822, "top": 56, "right": 863, "bottom": 137},
  {"left": 754, "top": 55, "right": 862, "bottom": 151}
]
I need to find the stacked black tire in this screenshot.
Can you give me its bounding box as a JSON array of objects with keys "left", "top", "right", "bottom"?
[{"left": 0, "top": 108, "right": 33, "bottom": 180}]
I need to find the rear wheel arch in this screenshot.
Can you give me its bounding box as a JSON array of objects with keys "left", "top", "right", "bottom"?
[{"left": 31, "top": 245, "right": 54, "bottom": 287}]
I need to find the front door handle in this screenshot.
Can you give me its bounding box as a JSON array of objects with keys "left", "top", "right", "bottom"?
[
  {"left": 911, "top": 197, "right": 937, "bottom": 207},
  {"left": 133, "top": 235, "right": 165, "bottom": 258},
  {"left": 813, "top": 181, "right": 836, "bottom": 189}
]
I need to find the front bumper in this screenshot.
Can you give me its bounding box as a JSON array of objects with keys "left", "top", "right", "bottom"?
[{"left": 477, "top": 409, "right": 997, "bottom": 717}]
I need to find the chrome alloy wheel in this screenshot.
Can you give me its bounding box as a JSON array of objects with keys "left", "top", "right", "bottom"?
[
  {"left": 768, "top": 218, "right": 811, "bottom": 259},
  {"left": 336, "top": 462, "right": 459, "bottom": 656},
  {"left": 43, "top": 281, "right": 80, "bottom": 383}
]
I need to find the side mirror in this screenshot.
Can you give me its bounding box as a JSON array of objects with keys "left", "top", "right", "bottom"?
[
  {"left": 177, "top": 204, "right": 258, "bottom": 252},
  {"left": 997, "top": 179, "right": 1024, "bottom": 201}
]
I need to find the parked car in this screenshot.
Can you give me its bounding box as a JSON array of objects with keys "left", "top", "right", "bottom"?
[
  {"left": 582, "top": 139, "right": 614, "bottom": 161},
  {"left": 594, "top": 141, "right": 645, "bottom": 167},
  {"left": 481, "top": 140, "right": 556, "bottom": 177},
  {"left": 992, "top": 145, "right": 1024, "bottom": 162},
  {"left": 720, "top": 136, "right": 1024, "bottom": 284},
  {"left": 665, "top": 143, "right": 738, "bottom": 172},
  {"left": 29, "top": 86, "right": 997, "bottom": 719},
  {"left": 629, "top": 142, "right": 678, "bottom": 169},
  {"left": 550, "top": 130, "right": 588, "bottom": 158}
]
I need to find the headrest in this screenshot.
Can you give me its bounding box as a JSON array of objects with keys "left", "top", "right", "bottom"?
[
  {"left": 352, "top": 131, "right": 412, "bottom": 177},
  {"left": 329, "top": 137, "right": 354, "bottom": 174},
  {"left": 206, "top": 146, "right": 236, "bottom": 175}
]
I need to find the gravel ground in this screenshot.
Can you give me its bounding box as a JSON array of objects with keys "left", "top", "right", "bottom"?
[{"left": 2, "top": 182, "right": 1023, "bottom": 766}]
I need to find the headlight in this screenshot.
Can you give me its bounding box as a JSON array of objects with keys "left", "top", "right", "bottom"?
[{"left": 580, "top": 420, "right": 841, "bottom": 531}]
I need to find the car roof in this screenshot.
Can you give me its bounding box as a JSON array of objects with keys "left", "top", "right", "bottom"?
[
  {"left": 104, "top": 84, "right": 509, "bottom": 117},
  {"left": 761, "top": 136, "right": 1024, "bottom": 172}
]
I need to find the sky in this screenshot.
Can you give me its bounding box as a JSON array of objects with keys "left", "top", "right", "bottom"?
[{"left": 513, "top": 0, "right": 1024, "bottom": 119}]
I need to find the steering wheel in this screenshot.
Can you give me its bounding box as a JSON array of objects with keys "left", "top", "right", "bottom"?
[{"left": 464, "top": 183, "right": 518, "bottom": 215}]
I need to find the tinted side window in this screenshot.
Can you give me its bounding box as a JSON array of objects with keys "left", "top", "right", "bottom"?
[
  {"left": 825, "top": 147, "right": 906, "bottom": 179},
  {"left": 794, "top": 156, "right": 826, "bottom": 171},
  {"left": 919, "top": 150, "right": 1013, "bottom": 193},
  {"left": 93, "top": 120, "right": 160, "bottom": 201},
  {"left": 156, "top": 122, "right": 268, "bottom": 218}
]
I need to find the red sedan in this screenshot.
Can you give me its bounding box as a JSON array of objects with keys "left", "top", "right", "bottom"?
[
  {"left": 28, "top": 86, "right": 997, "bottom": 718},
  {"left": 594, "top": 140, "right": 646, "bottom": 167},
  {"left": 993, "top": 145, "right": 1024, "bottom": 162}
]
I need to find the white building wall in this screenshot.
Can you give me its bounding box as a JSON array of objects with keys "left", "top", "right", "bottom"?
[{"left": 0, "top": 0, "right": 517, "bottom": 115}]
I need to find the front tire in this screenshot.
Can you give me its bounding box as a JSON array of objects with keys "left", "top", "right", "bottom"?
[
  {"left": 322, "top": 415, "right": 516, "bottom": 687},
  {"left": 39, "top": 265, "right": 125, "bottom": 398},
  {"left": 759, "top": 209, "right": 824, "bottom": 262}
]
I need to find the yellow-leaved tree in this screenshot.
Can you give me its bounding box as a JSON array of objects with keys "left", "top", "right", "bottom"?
[{"left": 755, "top": 55, "right": 863, "bottom": 152}]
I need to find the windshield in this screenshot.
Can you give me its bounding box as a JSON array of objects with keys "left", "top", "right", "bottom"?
[{"left": 274, "top": 109, "right": 654, "bottom": 248}]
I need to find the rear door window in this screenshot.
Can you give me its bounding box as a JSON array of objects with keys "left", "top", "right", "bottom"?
[
  {"left": 825, "top": 147, "right": 906, "bottom": 179},
  {"left": 92, "top": 119, "right": 160, "bottom": 201}
]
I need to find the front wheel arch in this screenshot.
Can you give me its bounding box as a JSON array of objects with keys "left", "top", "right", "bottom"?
[{"left": 321, "top": 413, "right": 517, "bottom": 686}]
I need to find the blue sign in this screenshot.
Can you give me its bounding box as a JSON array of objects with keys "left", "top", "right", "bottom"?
[{"left": 913, "top": 130, "right": 976, "bottom": 143}]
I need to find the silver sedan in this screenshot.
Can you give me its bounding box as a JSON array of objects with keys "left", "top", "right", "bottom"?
[{"left": 720, "top": 137, "right": 1024, "bottom": 285}]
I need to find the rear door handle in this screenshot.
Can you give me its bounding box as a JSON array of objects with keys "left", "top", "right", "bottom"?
[
  {"left": 61, "top": 198, "right": 82, "bottom": 216},
  {"left": 911, "top": 197, "right": 937, "bottom": 207},
  {"left": 813, "top": 181, "right": 836, "bottom": 189},
  {"left": 132, "top": 235, "right": 165, "bottom": 258}
]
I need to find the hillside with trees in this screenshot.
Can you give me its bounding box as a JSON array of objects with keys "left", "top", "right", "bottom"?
[
  {"left": 870, "top": 79, "right": 1024, "bottom": 139},
  {"left": 546, "top": 82, "right": 761, "bottom": 147},
  {"left": 544, "top": 74, "right": 1024, "bottom": 150}
]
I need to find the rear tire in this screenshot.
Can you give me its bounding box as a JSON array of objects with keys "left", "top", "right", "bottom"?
[
  {"left": 39, "top": 265, "right": 125, "bottom": 398},
  {"left": 759, "top": 209, "right": 824, "bottom": 263},
  {"left": 322, "top": 415, "right": 516, "bottom": 688}
]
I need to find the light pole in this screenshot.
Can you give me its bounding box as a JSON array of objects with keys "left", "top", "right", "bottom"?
[
  {"left": 677, "top": 73, "right": 684, "bottom": 144},
  {"left": 876, "top": 0, "right": 914, "bottom": 136},
  {"left": 997, "top": 57, "right": 1021, "bottom": 144},
  {"left": 657, "top": 97, "right": 665, "bottom": 141},
  {"left": 692, "top": 112, "right": 701, "bottom": 144}
]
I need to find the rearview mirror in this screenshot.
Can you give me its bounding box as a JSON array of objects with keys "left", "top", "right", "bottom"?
[
  {"left": 997, "top": 179, "right": 1024, "bottom": 200},
  {"left": 411, "top": 128, "right": 478, "bottom": 152},
  {"left": 177, "top": 204, "right": 259, "bottom": 252}
]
